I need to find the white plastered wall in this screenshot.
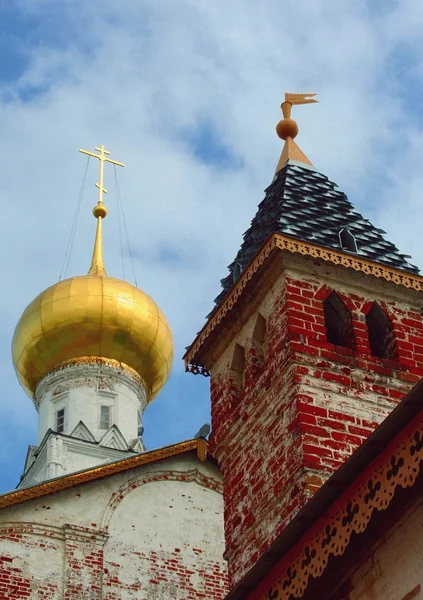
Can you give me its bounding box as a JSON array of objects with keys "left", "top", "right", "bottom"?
[
  {"left": 350, "top": 496, "right": 423, "bottom": 600},
  {"left": 35, "top": 361, "right": 148, "bottom": 445},
  {"left": 0, "top": 453, "right": 227, "bottom": 599}
]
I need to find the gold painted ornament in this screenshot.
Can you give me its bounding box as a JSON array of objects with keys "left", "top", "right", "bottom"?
[{"left": 12, "top": 145, "right": 174, "bottom": 401}]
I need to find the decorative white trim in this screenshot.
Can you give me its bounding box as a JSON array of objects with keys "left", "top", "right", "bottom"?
[
  {"left": 70, "top": 421, "right": 96, "bottom": 443},
  {"left": 99, "top": 425, "right": 128, "bottom": 451}
]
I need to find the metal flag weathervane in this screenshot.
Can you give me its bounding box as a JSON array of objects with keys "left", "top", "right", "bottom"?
[
  {"left": 282, "top": 93, "right": 318, "bottom": 119},
  {"left": 79, "top": 144, "right": 125, "bottom": 207},
  {"left": 285, "top": 92, "right": 318, "bottom": 106},
  {"left": 274, "top": 93, "right": 318, "bottom": 175}
]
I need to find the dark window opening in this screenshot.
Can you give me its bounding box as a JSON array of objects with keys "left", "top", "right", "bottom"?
[
  {"left": 137, "top": 410, "right": 143, "bottom": 437},
  {"left": 56, "top": 408, "right": 65, "bottom": 433},
  {"left": 251, "top": 313, "right": 267, "bottom": 369},
  {"left": 339, "top": 228, "right": 358, "bottom": 253},
  {"left": 100, "top": 405, "right": 111, "bottom": 430},
  {"left": 366, "top": 302, "right": 398, "bottom": 360},
  {"left": 252, "top": 313, "right": 266, "bottom": 345},
  {"left": 231, "top": 343, "right": 245, "bottom": 388},
  {"left": 323, "top": 291, "right": 356, "bottom": 350}
]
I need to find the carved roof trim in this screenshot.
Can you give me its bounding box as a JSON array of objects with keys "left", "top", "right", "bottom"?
[
  {"left": 245, "top": 411, "right": 423, "bottom": 600},
  {"left": 184, "top": 233, "right": 423, "bottom": 370},
  {"left": 0, "top": 439, "right": 210, "bottom": 510},
  {"left": 226, "top": 378, "right": 423, "bottom": 600}
]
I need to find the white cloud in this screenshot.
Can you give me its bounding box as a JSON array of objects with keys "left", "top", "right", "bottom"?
[{"left": 1, "top": 0, "right": 423, "bottom": 490}]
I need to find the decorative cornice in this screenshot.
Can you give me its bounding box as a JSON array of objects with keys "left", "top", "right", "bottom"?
[
  {"left": 184, "top": 234, "right": 423, "bottom": 371},
  {"left": 35, "top": 356, "right": 147, "bottom": 409},
  {"left": 248, "top": 413, "right": 423, "bottom": 600},
  {"left": 64, "top": 523, "right": 108, "bottom": 545},
  {"left": 52, "top": 355, "right": 145, "bottom": 388},
  {"left": 0, "top": 522, "right": 65, "bottom": 541},
  {"left": 0, "top": 439, "right": 209, "bottom": 510},
  {"left": 0, "top": 522, "right": 108, "bottom": 546}
]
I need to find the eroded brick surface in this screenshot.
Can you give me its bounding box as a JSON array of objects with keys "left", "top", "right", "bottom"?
[
  {"left": 0, "top": 455, "right": 228, "bottom": 599},
  {"left": 210, "top": 256, "right": 423, "bottom": 586}
]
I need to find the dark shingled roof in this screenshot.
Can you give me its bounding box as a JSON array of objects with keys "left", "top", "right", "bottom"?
[{"left": 214, "top": 161, "right": 418, "bottom": 306}]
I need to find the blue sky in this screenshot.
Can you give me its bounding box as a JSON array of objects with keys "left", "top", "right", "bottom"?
[{"left": 1, "top": 0, "right": 423, "bottom": 492}]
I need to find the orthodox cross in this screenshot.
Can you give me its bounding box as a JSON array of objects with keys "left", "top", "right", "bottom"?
[{"left": 79, "top": 144, "right": 125, "bottom": 207}]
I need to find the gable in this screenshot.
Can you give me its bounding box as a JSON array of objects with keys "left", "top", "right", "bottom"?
[
  {"left": 70, "top": 421, "right": 96, "bottom": 443},
  {"left": 99, "top": 425, "right": 128, "bottom": 451}
]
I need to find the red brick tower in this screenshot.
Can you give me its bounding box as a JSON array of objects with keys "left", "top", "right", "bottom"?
[{"left": 184, "top": 94, "right": 423, "bottom": 588}]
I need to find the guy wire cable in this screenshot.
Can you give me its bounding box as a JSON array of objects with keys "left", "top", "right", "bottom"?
[
  {"left": 114, "top": 165, "right": 126, "bottom": 280},
  {"left": 59, "top": 156, "right": 90, "bottom": 280},
  {"left": 113, "top": 164, "right": 138, "bottom": 287}
]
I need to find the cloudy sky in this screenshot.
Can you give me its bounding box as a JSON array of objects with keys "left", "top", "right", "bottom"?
[{"left": 1, "top": 0, "right": 423, "bottom": 492}]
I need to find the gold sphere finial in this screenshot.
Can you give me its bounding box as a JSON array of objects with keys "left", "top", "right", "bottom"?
[
  {"left": 93, "top": 203, "right": 107, "bottom": 219},
  {"left": 276, "top": 114, "right": 299, "bottom": 140},
  {"left": 276, "top": 93, "right": 318, "bottom": 141},
  {"left": 274, "top": 93, "right": 318, "bottom": 175}
]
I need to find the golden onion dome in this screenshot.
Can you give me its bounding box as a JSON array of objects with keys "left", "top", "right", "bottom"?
[{"left": 12, "top": 145, "right": 174, "bottom": 401}]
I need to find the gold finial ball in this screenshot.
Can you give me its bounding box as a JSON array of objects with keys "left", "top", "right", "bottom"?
[
  {"left": 93, "top": 203, "right": 108, "bottom": 218},
  {"left": 276, "top": 118, "right": 299, "bottom": 140}
]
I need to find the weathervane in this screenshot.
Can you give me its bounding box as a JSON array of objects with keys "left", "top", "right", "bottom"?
[
  {"left": 282, "top": 92, "right": 318, "bottom": 119},
  {"left": 79, "top": 144, "right": 125, "bottom": 212},
  {"left": 274, "top": 93, "right": 318, "bottom": 174}
]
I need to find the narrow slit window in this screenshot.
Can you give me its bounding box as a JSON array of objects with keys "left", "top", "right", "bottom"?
[
  {"left": 323, "top": 291, "right": 356, "bottom": 350},
  {"left": 252, "top": 313, "right": 267, "bottom": 345},
  {"left": 137, "top": 410, "right": 143, "bottom": 437},
  {"left": 231, "top": 343, "right": 245, "bottom": 388},
  {"left": 100, "top": 405, "right": 111, "bottom": 430},
  {"left": 366, "top": 302, "right": 398, "bottom": 360},
  {"left": 251, "top": 312, "right": 267, "bottom": 369},
  {"left": 56, "top": 408, "right": 65, "bottom": 433}
]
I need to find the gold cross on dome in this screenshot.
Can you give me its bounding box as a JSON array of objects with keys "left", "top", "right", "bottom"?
[{"left": 79, "top": 144, "right": 125, "bottom": 206}]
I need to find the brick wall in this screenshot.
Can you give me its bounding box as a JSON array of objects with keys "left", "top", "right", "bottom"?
[
  {"left": 0, "top": 455, "right": 228, "bottom": 599},
  {"left": 210, "top": 255, "right": 423, "bottom": 586},
  {"left": 0, "top": 527, "right": 62, "bottom": 599}
]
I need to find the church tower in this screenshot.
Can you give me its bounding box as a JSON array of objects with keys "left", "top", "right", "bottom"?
[
  {"left": 185, "top": 95, "right": 423, "bottom": 587},
  {"left": 12, "top": 145, "right": 174, "bottom": 487}
]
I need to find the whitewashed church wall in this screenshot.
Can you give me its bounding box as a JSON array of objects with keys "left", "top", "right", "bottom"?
[
  {"left": 0, "top": 453, "right": 228, "bottom": 599},
  {"left": 103, "top": 476, "right": 227, "bottom": 598},
  {"left": 0, "top": 532, "right": 64, "bottom": 597},
  {"left": 349, "top": 496, "right": 423, "bottom": 600}
]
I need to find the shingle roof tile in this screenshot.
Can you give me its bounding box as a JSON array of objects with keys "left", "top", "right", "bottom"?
[{"left": 214, "top": 162, "right": 418, "bottom": 306}]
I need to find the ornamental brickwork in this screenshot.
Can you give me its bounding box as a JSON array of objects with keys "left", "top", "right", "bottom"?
[{"left": 209, "top": 253, "right": 423, "bottom": 586}]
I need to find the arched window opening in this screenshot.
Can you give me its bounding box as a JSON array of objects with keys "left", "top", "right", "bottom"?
[
  {"left": 339, "top": 228, "right": 358, "bottom": 253},
  {"left": 323, "top": 291, "right": 356, "bottom": 350},
  {"left": 231, "top": 343, "right": 245, "bottom": 388},
  {"left": 366, "top": 302, "right": 398, "bottom": 360}
]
